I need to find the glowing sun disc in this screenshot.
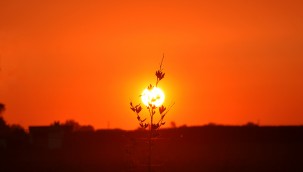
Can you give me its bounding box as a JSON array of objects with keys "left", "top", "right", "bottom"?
[{"left": 141, "top": 87, "right": 165, "bottom": 107}]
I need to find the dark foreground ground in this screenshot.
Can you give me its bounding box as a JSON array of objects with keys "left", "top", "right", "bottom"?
[{"left": 1, "top": 126, "right": 303, "bottom": 172}]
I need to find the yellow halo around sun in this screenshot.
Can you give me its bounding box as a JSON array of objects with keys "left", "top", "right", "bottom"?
[{"left": 141, "top": 87, "right": 165, "bottom": 107}]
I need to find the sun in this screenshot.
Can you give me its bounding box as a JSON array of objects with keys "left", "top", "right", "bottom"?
[{"left": 141, "top": 87, "right": 165, "bottom": 107}]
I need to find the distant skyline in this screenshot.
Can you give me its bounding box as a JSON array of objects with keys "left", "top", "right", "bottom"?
[{"left": 1, "top": 0, "right": 303, "bottom": 129}]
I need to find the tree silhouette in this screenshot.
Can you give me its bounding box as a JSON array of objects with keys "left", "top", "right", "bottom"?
[
  {"left": 50, "top": 119, "right": 94, "bottom": 132},
  {"left": 0, "top": 103, "right": 8, "bottom": 133},
  {"left": 63, "top": 119, "right": 94, "bottom": 132},
  {"left": 0, "top": 103, "right": 5, "bottom": 116}
]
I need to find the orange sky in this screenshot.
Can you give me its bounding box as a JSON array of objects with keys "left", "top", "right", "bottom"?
[{"left": 1, "top": 0, "right": 303, "bottom": 129}]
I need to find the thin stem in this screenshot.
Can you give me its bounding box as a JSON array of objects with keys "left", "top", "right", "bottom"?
[
  {"left": 156, "top": 102, "right": 175, "bottom": 128},
  {"left": 160, "top": 54, "right": 164, "bottom": 70},
  {"left": 148, "top": 105, "right": 153, "bottom": 172}
]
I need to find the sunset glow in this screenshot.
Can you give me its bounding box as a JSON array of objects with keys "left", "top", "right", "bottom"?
[
  {"left": 1, "top": 0, "right": 303, "bottom": 129},
  {"left": 1, "top": 1, "right": 303, "bottom": 171},
  {"left": 141, "top": 87, "right": 165, "bottom": 107}
]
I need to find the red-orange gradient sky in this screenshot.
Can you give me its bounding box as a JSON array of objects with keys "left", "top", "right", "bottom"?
[{"left": 1, "top": 0, "right": 303, "bottom": 129}]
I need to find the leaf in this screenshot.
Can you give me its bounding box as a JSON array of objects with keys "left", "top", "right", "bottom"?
[
  {"left": 148, "top": 84, "right": 154, "bottom": 90},
  {"left": 161, "top": 73, "right": 165, "bottom": 79},
  {"left": 156, "top": 70, "right": 165, "bottom": 80},
  {"left": 155, "top": 70, "right": 161, "bottom": 78},
  {"left": 136, "top": 106, "right": 142, "bottom": 113},
  {"left": 159, "top": 105, "right": 166, "bottom": 114},
  {"left": 152, "top": 124, "right": 159, "bottom": 130}
]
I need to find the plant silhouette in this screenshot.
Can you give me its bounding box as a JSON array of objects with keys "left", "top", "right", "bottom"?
[
  {"left": 130, "top": 56, "right": 174, "bottom": 172},
  {"left": 130, "top": 57, "right": 174, "bottom": 132}
]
